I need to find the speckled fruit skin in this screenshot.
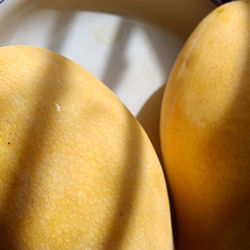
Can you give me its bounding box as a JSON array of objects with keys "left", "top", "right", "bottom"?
[
  {"left": 160, "top": 1, "right": 250, "bottom": 250},
  {"left": 0, "top": 46, "right": 173, "bottom": 249}
]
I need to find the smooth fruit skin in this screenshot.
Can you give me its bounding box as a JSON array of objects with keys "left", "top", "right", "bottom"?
[
  {"left": 160, "top": 1, "right": 250, "bottom": 250},
  {"left": 0, "top": 46, "right": 173, "bottom": 249}
]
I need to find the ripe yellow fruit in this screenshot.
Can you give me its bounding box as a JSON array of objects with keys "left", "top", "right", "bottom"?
[
  {"left": 160, "top": 1, "right": 250, "bottom": 249},
  {"left": 0, "top": 46, "right": 173, "bottom": 249}
]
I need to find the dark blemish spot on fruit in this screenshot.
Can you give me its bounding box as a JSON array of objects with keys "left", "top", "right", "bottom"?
[
  {"left": 8, "top": 142, "right": 10, "bottom": 145},
  {"left": 120, "top": 212, "right": 123, "bottom": 217}
]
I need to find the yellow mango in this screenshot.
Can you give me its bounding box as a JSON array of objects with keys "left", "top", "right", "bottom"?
[
  {"left": 0, "top": 46, "right": 173, "bottom": 249},
  {"left": 160, "top": 1, "right": 250, "bottom": 249}
]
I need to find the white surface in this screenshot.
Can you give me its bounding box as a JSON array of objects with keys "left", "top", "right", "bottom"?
[{"left": 0, "top": 0, "right": 183, "bottom": 116}]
